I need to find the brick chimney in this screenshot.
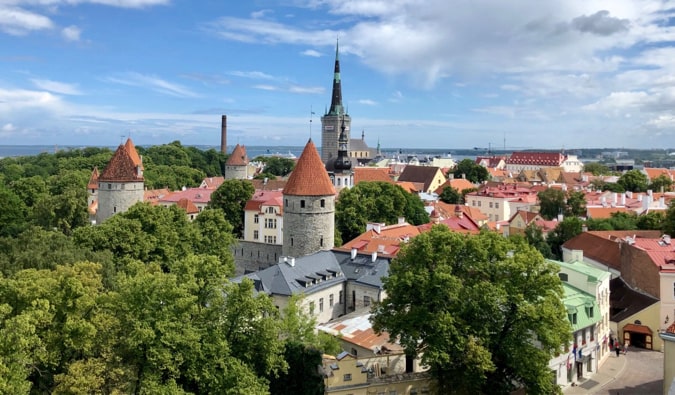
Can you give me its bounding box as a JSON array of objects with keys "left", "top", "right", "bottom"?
[{"left": 220, "top": 115, "right": 227, "bottom": 153}]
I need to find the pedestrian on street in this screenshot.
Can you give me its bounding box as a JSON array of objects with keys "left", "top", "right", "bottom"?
[
  {"left": 615, "top": 341, "right": 621, "bottom": 357},
  {"left": 624, "top": 340, "right": 629, "bottom": 355}
]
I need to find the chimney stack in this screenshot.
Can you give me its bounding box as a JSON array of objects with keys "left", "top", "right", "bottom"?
[{"left": 220, "top": 115, "right": 227, "bottom": 154}]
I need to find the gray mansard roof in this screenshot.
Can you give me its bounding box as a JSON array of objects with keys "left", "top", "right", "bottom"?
[
  {"left": 235, "top": 250, "right": 346, "bottom": 296},
  {"left": 333, "top": 250, "right": 390, "bottom": 289}
]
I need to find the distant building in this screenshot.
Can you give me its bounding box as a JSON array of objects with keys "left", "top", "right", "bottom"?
[
  {"left": 321, "top": 42, "right": 351, "bottom": 164},
  {"left": 506, "top": 152, "right": 583, "bottom": 173},
  {"left": 96, "top": 138, "right": 144, "bottom": 223},
  {"left": 224, "top": 143, "right": 249, "bottom": 180}
]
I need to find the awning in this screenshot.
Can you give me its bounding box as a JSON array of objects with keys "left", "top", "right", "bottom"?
[{"left": 623, "top": 323, "right": 653, "bottom": 335}]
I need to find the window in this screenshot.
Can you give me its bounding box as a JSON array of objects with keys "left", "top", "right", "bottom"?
[
  {"left": 265, "top": 218, "right": 277, "bottom": 229},
  {"left": 343, "top": 374, "right": 352, "bottom": 382},
  {"left": 589, "top": 306, "right": 594, "bottom": 317},
  {"left": 321, "top": 199, "right": 325, "bottom": 208},
  {"left": 113, "top": 206, "right": 117, "bottom": 213},
  {"left": 495, "top": 202, "right": 499, "bottom": 208},
  {"left": 301, "top": 200, "right": 305, "bottom": 208},
  {"left": 319, "top": 298, "right": 324, "bottom": 313},
  {"left": 309, "top": 301, "right": 315, "bottom": 314},
  {"left": 477, "top": 201, "right": 481, "bottom": 207},
  {"left": 108, "top": 183, "right": 111, "bottom": 189},
  {"left": 364, "top": 295, "right": 371, "bottom": 307},
  {"left": 572, "top": 313, "right": 577, "bottom": 325},
  {"left": 254, "top": 214, "right": 259, "bottom": 224},
  {"left": 339, "top": 290, "right": 343, "bottom": 304},
  {"left": 489, "top": 202, "right": 493, "bottom": 208},
  {"left": 291, "top": 237, "right": 294, "bottom": 246},
  {"left": 285, "top": 199, "right": 288, "bottom": 207},
  {"left": 320, "top": 236, "right": 324, "bottom": 247},
  {"left": 266, "top": 207, "right": 274, "bottom": 214},
  {"left": 329, "top": 294, "right": 334, "bottom": 307},
  {"left": 559, "top": 273, "right": 568, "bottom": 281},
  {"left": 253, "top": 230, "right": 259, "bottom": 240}
]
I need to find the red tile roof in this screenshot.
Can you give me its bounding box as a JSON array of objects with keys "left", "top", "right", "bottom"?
[
  {"left": 87, "top": 167, "right": 99, "bottom": 190},
  {"left": 99, "top": 141, "right": 143, "bottom": 182},
  {"left": 226, "top": 144, "right": 248, "bottom": 166},
  {"left": 433, "top": 178, "right": 475, "bottom": 195},
  {"left": 176, "top": 198, "right": 199, "bottom": 214},
  {"left": 244, "top": 190, "right": 284, "bottom": 213},
  {"left": 283, "top": 139, "right": 336, "bottom": 196},
  {"left": 144, "top": 188, "right": 170, "bottom": 205},
  {"left": 353, "top": 167, "right": 394, "bottom": 185},
  {"left": 562, "top": 230, "right": 662, "bottom": 270},
  {"left": 200, "top": 176, "right": 224, "bottom": 189},
  {"left": 159, "top": 188, "right": 214, "bottom": 204},
  {"left": 507, "top": 152, "right": 565, "bottom": 166}
]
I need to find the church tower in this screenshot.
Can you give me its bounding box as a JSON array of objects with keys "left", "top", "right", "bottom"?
[
  {"left": 326, "top": 117, "right": 353, "bottom": 189},
  {"left": 283, "top": 139, "right": 336, "bottom": 257},
  {"left": 96, "top": 138, "right": 144, "bottom": 223},
  {"left": 321, "top": 40, "right": 351, "bottom": 163}
]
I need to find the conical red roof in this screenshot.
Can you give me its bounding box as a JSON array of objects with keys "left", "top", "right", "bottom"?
[
  {"left": 124, "top": 138, "right": 143, "bottom": 169},
  {"left": 226, "top": 144, "right": 248, "bottom": 166},
  {"left": 100, "top": 143, "right": 143, "bottom": 182},
  {"left": 87, "top": 167, "right": 99, "bottom": 189},
  {"left": 283, "top": 139, "right": 336, "bottom": 196}
]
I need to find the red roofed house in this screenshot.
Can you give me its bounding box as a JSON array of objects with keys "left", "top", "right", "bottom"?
[
  {"left": 396, "top": 165, "right": 446, "bottom": 194},
  {"left": 508, "top": 210, "right": 544, "bottom": 237},
  {"left": 199, "top": 176, "right": 225, "bottom": 189},
  {"left": 353, "top": 167, "right": 394, "bottom": 185},
  {"left": 176, "top": 198, "right": 200, "bottom": 221},
  {"left": 336, "top": 220, "right": 421, "bottom": 258},
  {"left": 465, "top": 183, "right": 538, "bottom": 222},
  {"left": 433, "top": 177, "right": 475, "bottom": 196},
  {"left": 506, "top": 151, "right": 583, "bottom": 173},
  {"left": 96, "top": 138, "right": 144, "bottom": 223},
  {"left": 282, "top": 139, "right": 336, "bottom": 258},
  {"left": 158, "top": 188, "right": 214, "bottom": 213},
  {"left": 243, "top": 190, "right": 283, "bottom": 245}
]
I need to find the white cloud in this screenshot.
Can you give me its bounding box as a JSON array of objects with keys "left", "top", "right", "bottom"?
[
  {"left": 61, "top": 25, "right": 81, "bottom": 41},
  {"left": 253, "top": 84, "right": 278, "bottom": 91},
  {"left": 31, "top": 78, "right": 82, "bottom": 95},
  {"left": 358, "top": 99, "right": 377, "bottom": 106},
  {"left": 105, "top": 72, "right": 198, "bottom": 98},
  {"left": 229, "top": 70, "right": 274, "bottom": 80},
  {"left": 288, "top": 85, "right": 323, "bottom": 94},
  {"left": 2, "top": 123, "right": 15, "bottom": 131},
  {"left": 301, "top": 49, "right": 322, "bottom": 57},
  {"left": 0, "top": 6, "right": 53, "bottom": 35}
]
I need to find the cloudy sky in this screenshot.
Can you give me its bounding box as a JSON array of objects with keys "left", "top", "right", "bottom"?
[{"left": 1, "top": 0, "right": 675, "bottom": 150}]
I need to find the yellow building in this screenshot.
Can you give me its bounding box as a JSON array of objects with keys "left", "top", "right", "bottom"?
[{"left": 660, "top": 323, "right": 675, "bottom": 394}]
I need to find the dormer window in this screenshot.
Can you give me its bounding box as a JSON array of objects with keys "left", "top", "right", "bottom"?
[{"left": 558, "top": 273, "right": 568, "bottom": 282}]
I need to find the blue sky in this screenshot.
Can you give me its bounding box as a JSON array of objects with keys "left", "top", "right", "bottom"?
[{"left": 1, "top": 0, "right": 675, "bottom": 150}]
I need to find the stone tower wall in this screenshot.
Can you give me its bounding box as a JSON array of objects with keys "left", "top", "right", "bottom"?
[
  {"left": 282, "top": 194, "right": 335, "bottom": 257},
  {"left": 96, "top": 181, "right": 144, "bottom": 223},
  {"left": 321, "top": 114, "right": 351, "bottom": 163},
  {"left": 225, "top": 165, "right": 248, "bottom": 180}
]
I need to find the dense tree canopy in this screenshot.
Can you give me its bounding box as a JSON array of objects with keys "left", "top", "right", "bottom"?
[
  {"left": 253, "top": 156, "right": 296, "bottom": 177},
  {"left": 546, "top": 217, "right": 584, "bottom": 260},
  {"left": 537, "top": 188, "right": 566, "bottom": 220},
  {"left": 583, "top": 162, "right": 612, "bottom": 176},
  {"left": 335, "top": 181, "right": 429, "bottom": 243},
  {"left": 372, "top": 227, "right": 571, "bottom": 394},
  {"left": 439, "top": 186, "right": 461, "bottom": 204},
  {"left": 617, "top": 170, "right": 649, "bottom": 192},
  {"left": 453, "top": 159, "right": 490, "bottom": 183},
  {"left": 208, "top": 179, "right": 256, "bottom": 237}
]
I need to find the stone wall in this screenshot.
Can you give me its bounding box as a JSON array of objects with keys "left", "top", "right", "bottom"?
[
  {"left": 225, "top": 165, "right": 247, "bottom": 180},
  {"left": 96, "top": 181, "right": 144, "bottom": 223},
  {"left": 321, "top": 114, "right": 351, "bottom": 163},
  {"left": 232, "top": 240, "right": 282, "bottom": 275}
]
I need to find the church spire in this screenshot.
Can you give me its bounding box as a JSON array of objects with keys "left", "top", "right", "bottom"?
[{"left": 327, "top": 39, "right": 343, "bottom": 116}]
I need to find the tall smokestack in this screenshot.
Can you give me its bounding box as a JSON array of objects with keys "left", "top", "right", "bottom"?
[{"left": 220, "top": 115, "right": 227, "bottom": 153}]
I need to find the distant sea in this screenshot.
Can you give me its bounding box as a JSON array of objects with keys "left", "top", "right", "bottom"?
[{"left": 0, "top": 145, "right": 475, "bottom": 161}]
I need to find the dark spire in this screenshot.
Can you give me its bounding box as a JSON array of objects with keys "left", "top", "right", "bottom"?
[
  {"left": 327, "top": 39, "right": 343, "bottom": 116},
  {"left": 332, "top": 116, "right": 352, "bottom": 172}
]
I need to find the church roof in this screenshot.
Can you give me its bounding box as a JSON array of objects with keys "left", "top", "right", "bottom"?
[
  {"left": 226, "top": 144, "right": 248, "bottom": 166},
  {"left": 283, "top": 139, "right": 336, "bottom": 196},
  {"left": 99, "top": 140, "right": 144, "bottom": 182}
]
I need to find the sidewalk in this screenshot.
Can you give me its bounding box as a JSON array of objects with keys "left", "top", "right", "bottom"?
[{"left": 564, "top": 353, "right": 628, "bottom": 394}]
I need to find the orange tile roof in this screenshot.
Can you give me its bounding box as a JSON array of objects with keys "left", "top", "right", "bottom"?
[
  {"left": 434, "top": 178, "right": 475, "bottom": 195},
  {"left": 87, "top": 167, "right": 99, "bottom": 190},
  {"left": 354, "top": 167, "right": 394, "bottom": 185},
  {"left": 338, "top": 223, "right": 421, "bottom": 257},
  {"left": 244, "top": 190, "right": 284, "bottom": 213},
  {"left": 124, "top": 138, "right": 143, "bottom": 168},
  {"left": 249, "top": 178, "right": 288, "bottom": 191},
  {"left": 283, "top": 139, "right": 336, "bottom": 196},
  {"left": 396, "top": 181, "right": 422, "bottom": 193},
  {"left": 144, "top": 188, "right": 170, "bottom": 205},
  {"left": 587, "top": 207, "right": 629, "bottom": 219},
  {"left": 200, "top": 176, "right": 224, "bottom": 189},
  {"left": 99, "top": 143, "right": 143, "bottom": 182},
  {"left": 644, "top": 167, "right": 674, "bottom": 181},
  {"left": 562, "top": 230, "right": 662, "bottom": 270},
  {"left": 226, "top": 144, "right": 248, "bottom": 166},
  {"left": 176, "top": 198, "right": 199, "bottom": 214}
]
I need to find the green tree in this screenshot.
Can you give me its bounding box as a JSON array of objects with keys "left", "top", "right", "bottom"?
[
  {"left": 193, "top": 209, "right": 237, "bottom": 276},
  {"left": 546, "top": 217, "right": 584, "bottom": 259},
  {"left": 649, "top": 174, "right": 673, "bottom": 192},
  {"left": 335, "top": 182, "right": 429, "bottom": 243},
  {"left": 637, "top": 211, "right": 665, "bottom": 230},
  {"left": 9, "top": 176, "right": 48, "bottom": 208},
  {"left": 523, "top": 223, "right": 553, "bottom": 259},
  {"left": 663, "top": 202, "right": 675, "bottom": 237},
  {"left": 31, "top": 186, "right": 89, "bottom": 235},
  {"left": 372, "top": 228, "right": 570, "bottom": 394},
  {"left": 617, "top": 170, "right": 649, "bottom": 192},
  {"left": 255, "top": 156, "right": 296, "bottom": 177},
  {"left": 583, "top": 162, "right": 611, "bottom": 176},
  {"left": 0, "top": 185, "right": 28, "bottom": 237},
  {"left": 439, "top": 186, "right": 461, "bottom": 204},
  {"left": 208, "top": 179, "right": 256, "bottom": 238},
  {"left": 565, "top": 190, "right": 587, "bottom": 217},
  {"left": 537, "top": 188, "right": 566, "bottom": 220},
  {"left": 453, "top": 159, "right": 489, "bottom": 183}
]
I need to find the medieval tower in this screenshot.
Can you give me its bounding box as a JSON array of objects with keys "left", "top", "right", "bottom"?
[
  {"left": 96, "top": 138, "right": 144, "bottom": 223},
  {"left": 282, "top": 139, "right": 336, "bottom": 257},
  {"left": 224, "top": 143, "right": 249, "bottom": 180},
  {"left": 321, "top": 41, "right": 351, "bottom": 163}
]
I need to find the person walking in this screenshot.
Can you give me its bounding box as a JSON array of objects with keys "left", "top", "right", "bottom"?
[
  {"left": 624, "top": 340, "right": 630, "bottom": 355},
  {"left": 615, "top": 340, "right": 621, "bottom": 357}
]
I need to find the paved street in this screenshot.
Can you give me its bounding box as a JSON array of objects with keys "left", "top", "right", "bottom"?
[
  {"left": 565, "top": 348, "right": 663, "bottom": 395},
  {"left": 596, "top": 349, "right": 663, "bottom": 395}
]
